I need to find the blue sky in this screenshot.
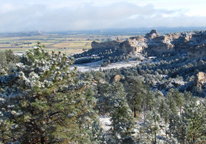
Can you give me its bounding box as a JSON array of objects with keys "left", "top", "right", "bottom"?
[{"left": 0, "top": 0, "right": 205, "bottom": 32}]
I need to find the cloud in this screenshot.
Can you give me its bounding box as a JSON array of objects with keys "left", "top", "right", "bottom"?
[{"left": 0, "top": 1, "right": 205, "bottom": 32}]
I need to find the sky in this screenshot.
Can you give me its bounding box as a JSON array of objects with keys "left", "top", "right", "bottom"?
[{"left": 0, "top": 0, "right": 206, "bottom": 32}]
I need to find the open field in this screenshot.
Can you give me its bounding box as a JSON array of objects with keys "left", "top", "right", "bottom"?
[
  {"left": 0, "top": 34, "right": 131, "bottom": 55},
  {"left": 0, "top": 34, "right": 97, "bottom": 54}
]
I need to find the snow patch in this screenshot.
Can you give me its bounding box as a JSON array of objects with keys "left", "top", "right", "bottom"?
[{"left": 99, "top": 116, "right": 111, "bottom": 132}]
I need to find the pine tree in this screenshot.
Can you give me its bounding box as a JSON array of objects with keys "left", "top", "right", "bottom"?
[
  {"left": 0, "top": 42, "right": 96, "bottom": 143},
  {"left": 173, "top": 89, "right": 185, "bottom": 115},
  {"left": 126, "top": 77, "right": 145, "bottom": 117},
  {"left": 4, "top": 49, "right": 20, "bottom": 64},
  {"left": 139, "top": 109, "right": 166, "bottom": 144},
  {"left": 184, "top": 90, "right": 192, "bottom": 103},
  {"left": 183, "top": 99, "right": 206, "bottom": 143},
  {"left": 158, "top": 99, "right": 170, "bottom": 123},
  {"left": 0, "top": 52, "right": 6, "bottom": 68},
  {"left": 168, "top": 113, "right": 187, "bottom": 144},
  {"left": 90, "top": 120, "right": 106, "bottom": 144},
  {"left": 110, "top": 82, "right": 134, "bottom": 142},
  {"left": 169, "top": 98, "right": 206, "bottom": 143},
  {"left": 95, "top": 82, "right": 111, "bottom": 115},
  {"left": 142, "top": 84, "right": 155, "bottom": 121},
  {"left": 166, "top": 89, "right": 177, "bottom": 114}
]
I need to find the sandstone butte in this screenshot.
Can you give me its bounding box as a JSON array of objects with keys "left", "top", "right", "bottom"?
[{"left": 91, "top": 29, "right": 206, "bottom": 59}]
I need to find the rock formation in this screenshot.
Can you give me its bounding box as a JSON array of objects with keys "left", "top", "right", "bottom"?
[
  {"left": 145, "top": 29, "right": 160, "bottom": 39},
  {"left": 188, "top": 44, "right": 206, "bottom": 59},
  {"left": 91, "top": 29, "right": 206, "bottom": 59},
  {"left": 195, "top": 72, "right": 206, "bottom": 86},
  {"left": 111, "top": 75, "right": 121, "bottom": 82},
  {"left": 120, "top": 39, "right": 144, "bottom": 54},
  {"left": 91, "top": 41, "right": 121, "bottom": 50}
]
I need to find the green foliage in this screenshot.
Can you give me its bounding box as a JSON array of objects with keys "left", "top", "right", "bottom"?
[
  {"left": 0, "top": 42, "right": 96, "bottom": 143},
  {"left": 166, "top": 89, "right": 177, "bottom": 114},
  {"left": 169, "top": 98, "right": 206, "bottom": 143},
  {"left": 139, "top": 110, "right": 165, "bottom": 144},
  {"left": 110, "top": 82, "right": 134, "bottom": 141},
  {"left": 0, "top": 50, "right": 20, "bottom": 69},
  {"left": 90, "top": 120, "right": 106, "bottom": 144},
  {"left": 4, "top": 49, "right": 20, "bottom": 64},
  {"left": 126, "top": 77, "right": 155, "bottom": 118},
  {"left": 0, "top": 52, "right": 6, "bottom": 67},
  {"left": 126, "top": 78, "right": 145, "bottom": 117}
]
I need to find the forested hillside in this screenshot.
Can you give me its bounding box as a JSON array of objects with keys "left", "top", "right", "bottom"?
[{"left": 0, "top": 42, "right": 206, "bottom": 144}]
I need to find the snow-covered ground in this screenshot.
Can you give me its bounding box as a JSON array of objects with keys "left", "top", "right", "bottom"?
[
  {"left": 71, "top": 58, "right": 155, "bottom": 72},
  {"left": 99, "top": 116, "right": 111, "bottom": 132},
  {"left": 14, "top": 52, "right": 23, "bottom": 56},
  {"left": 99, "top": 115, "right": 144, "bottom": 137}
]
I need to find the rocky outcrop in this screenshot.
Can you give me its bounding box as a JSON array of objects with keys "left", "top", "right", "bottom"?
[
  {"left": 136, "top": 36, "right": 145, "bottom": 42},
  {"left": 145, "top": 29, "right": 160, "bottom": 39},
  {"left": 195, "top": 72, "right": 206, "bottom": 86},
  {"left": 111, "top": 75, "right": 121, "bottom": 82},
  {"left": 188, "top": 44, "right": 206, "bottom": 59},
  {"left": 147, "top": 34, "right": 175, "bottom": 53},
  {"left": 120, "top": 39, "right": 144, "bottom": 54},
  {"left": 147, "top": 42, "right": 174, "bottom": 53},
  {"left": 91, "top": 29, "right": 206, "bottom": 59},
  {"left": 198, "top": 60, "right": 206, "bottom": 66},
  {"left": 190, "top": 31, "right": 206, "bottom": 46},
  {"left": 91, "top": 41, "right": 121, "bottom": 50}
]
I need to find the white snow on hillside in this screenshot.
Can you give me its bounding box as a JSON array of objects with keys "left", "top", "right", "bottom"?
[
  {"left": 99, "top": 116, "right": 111, "bottom": 132},
  {"left": 70, "top": 56, "right": 157, "bottom": 72},
  {"left": 71, "top": 60, "right": 142, "bottom": 72}
]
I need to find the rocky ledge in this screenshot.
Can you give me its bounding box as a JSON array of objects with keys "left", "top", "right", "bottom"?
[{"left": 92, "top": 29, "right": 206, "bottom": 59}]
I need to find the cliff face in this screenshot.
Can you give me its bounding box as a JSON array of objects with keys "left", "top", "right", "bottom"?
[
  {"left": 120, "top": 39, "right": 144, "bottom": 54},
  {"left": 91, "top": 30, "right": 206, "bottom": 59},
  {"left": 91, "top": 41, "right": 121, "bottom": 50},
  {"left": 194, "top": 72, "right": 206, "bottom": 89},
  {"left": 147, "top": 33, "right": 175, "bottom": 53},
  {"left": 188, "top": 44, "right": 206, "bottom": 59}
]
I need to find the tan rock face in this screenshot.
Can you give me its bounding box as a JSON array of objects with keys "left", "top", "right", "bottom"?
[
  {"left": 196, "top": 72, "right": 206, "bottom": 86},
  {"left": 90, "top": 30, "right": 206, "bottom": 59},
  {"left": 91, "top": 29, "right": 180, "bottom": 54},
  {"left": 111, "top": 75, "right": 121, "bottom": 82},
  {"left": 148, "top": 43, "right": 174, "bottom": 53},
  {"left": 120, "top": 39, "right": 143, "bottom": 54},
  {"left": 120, "top": 39, "right": 133, "bottom": 53},
  {"left": 136, "top": 36, "right": 145, "bottom": 42},
  {"left": 147, "top": 33, "right": 176, "bottom": 53}
]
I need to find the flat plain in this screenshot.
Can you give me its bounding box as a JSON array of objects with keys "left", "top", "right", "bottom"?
[{"left": 0, "top": 34, "right": 114, "bottom": 55}]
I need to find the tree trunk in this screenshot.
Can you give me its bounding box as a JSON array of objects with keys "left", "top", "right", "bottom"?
[
  {"left": 41, "top": 132, "right": 46, "bottom": 144},
  {"left": 154, "top": 132, "right": 156, "bottom": 144},
  {"left": 134, "top": 107, "right": 137, "bottom": 117},
  {"left": 180, "top": 106, "right": 182, "bottom": 116},
  {"left": 2, "top": 130, "right": 5, "bottom": 143},
  {"left": 41, "top": 137, "right": 46, "bottom": 144}
]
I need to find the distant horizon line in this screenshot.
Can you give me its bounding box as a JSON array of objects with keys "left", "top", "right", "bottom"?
[{"left": 1, "top": 26, "right": 206, "bottom": 34}]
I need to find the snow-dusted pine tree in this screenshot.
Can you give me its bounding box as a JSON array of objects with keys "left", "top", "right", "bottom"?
[
  {"left": 0, "top": 42, "right": 96, "bottom": 143},
  {"left": 126, "top": 77, "right": 145, "bottom": 118},
  {"left": 169, "top": 98, "right": 206, "bottom": 144},
  {"left": 110, "top": 82, "right": 134, "bottom": 143},
  {"left": 166, "top": 89, "right": 177, "bottom": 114},
  {"left": 139, "top": 109, "right": 167, "bottom": 144}
]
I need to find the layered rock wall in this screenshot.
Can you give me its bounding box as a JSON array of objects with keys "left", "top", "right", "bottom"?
[
  {"left": 91, "top": 29, "right": 206, "bottom": 59},
  {"left": 91, "top": 41, "right": 121, "bottom": 49}
]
